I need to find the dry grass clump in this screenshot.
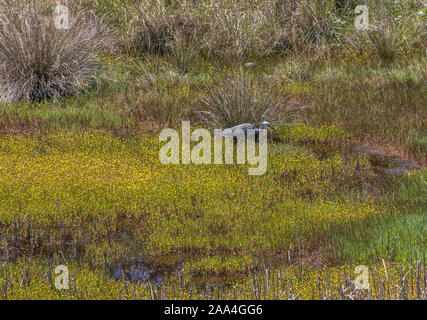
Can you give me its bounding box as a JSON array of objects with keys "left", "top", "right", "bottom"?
[
  {"left": 132, "top": 12, "right": 199, "bottom": 57},
  {"left": 0, "top": 1, "right": 113, "bottom": 103},
  {"left": 367, "top": 21, "right": 399, "bottom": 63},
  {"left": 198, "top": 71, "right": 291, "bottom": 128},
  {"left": 275, "top": 0, "right": 346, "bottom": 53},
  {"left": 345, "top": 0, "right": 427, "bottom": 61},
  {"left": 199, "top": 0, "right": 347, "bottom": 58},
  {"left": 125, "top": 1, "right": 200, "bottom": 57},
  {"left": 198, "top": 0, "right": 287, "bottom": 59},
  {"left": 123, "top": 0, "right": 347, "bottom": 60}
]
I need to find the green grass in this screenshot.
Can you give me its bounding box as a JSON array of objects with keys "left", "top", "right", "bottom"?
[
  {"left": 329, "top": 208, "right": 426, "bottom": 263},
  {"left": 305, "top": 54, "right": 427, "bottom": 159},
  {"left": 0, "top": 0, "right": 425, "bottom": 300},
  {"left": 0, "top": 131, "right": 423, "bottom": 269},
  {"left": 2, "top": 51, "right": 425, "bottom": 162},
  {"left": 0, "top": 131, "right": 385, "bottom": 252}
]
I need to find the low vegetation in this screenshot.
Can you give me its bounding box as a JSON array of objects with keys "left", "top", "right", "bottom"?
[{"left": 0, "top": 0, "right": 425, "bottom": 299}]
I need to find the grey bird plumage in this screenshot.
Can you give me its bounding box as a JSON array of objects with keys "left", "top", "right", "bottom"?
[{"left": 217, "top": 121, "right": 272, "bottom": 138}]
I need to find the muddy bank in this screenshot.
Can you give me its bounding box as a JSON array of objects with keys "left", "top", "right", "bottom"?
[{"left": 352, "top": 145, "right": 422, "bottom": 177}]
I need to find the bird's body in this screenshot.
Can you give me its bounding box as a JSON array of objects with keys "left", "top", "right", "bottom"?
[
  {"left": 217, "top": 121, "right": 272, "bottom": 138},
  {"left": 217, "top": 123, "right": 256, "bottom": 137}
]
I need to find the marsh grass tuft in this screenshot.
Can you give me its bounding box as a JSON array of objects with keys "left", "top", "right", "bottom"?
[
  {"left": 198, "top": 70, "right": 292, "bottom": 128},
  {"left": 0, "top": 1, "right": 113, "bottom": 103}
]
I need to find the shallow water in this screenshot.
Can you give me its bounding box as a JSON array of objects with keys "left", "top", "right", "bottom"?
[{"left": 109, "top": 258, "right": 177, "bottom": 285}]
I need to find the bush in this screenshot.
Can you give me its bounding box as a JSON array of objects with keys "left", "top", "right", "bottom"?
[
  {"left": 198, "top": 70, "right": 290, "bottom": 128},
  {"left": 0, "top": 1, "right": 113, "bottom": 103}
]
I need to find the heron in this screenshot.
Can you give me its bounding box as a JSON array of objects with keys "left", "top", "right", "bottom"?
[
  {"left": 217, "top": 121, "right": 273, "bottom": 139},
  {"left": 218, "top": 121, "right": 273, "bottom": 141}
]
